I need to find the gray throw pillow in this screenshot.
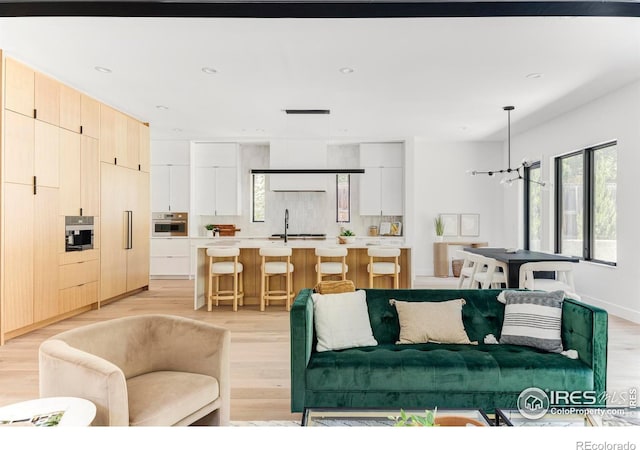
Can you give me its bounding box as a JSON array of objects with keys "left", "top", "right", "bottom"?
[{"left": 499, "top": 290, "right": 565, "bottom": 353}]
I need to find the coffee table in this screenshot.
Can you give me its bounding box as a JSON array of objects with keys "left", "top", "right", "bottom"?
[
  {"left": 495, "top": 408, "right": 599, "bottom": 427},
  {"left": 302, "top": 407, "right": 492, "bottom": 426},
  {"left": 0, "top": 397, "right": 96, "bottom": 427}
]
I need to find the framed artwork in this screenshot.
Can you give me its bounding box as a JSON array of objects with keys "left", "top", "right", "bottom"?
[
  {"left": 460, "top": 213, "right": 480, "bottom": 237},
  {"left": 440, "top": 214, "right": 459, "bottom": 237}
]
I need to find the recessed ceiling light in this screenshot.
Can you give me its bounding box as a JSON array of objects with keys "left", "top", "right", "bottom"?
[
  {"left": 156, "top": 105, "right": 169, "bottom": 110},
  {"left": 94, "top": 66, "right": 112, "bottom": 74},
  {"left": 526, "top": 73, "right": 544, "bottom": 79},
  {"left": 339, "top": 67, "right": 354, "bottom": 74},
  {"left": 202, "top": 67, "right": 218, "bottom": 75},
  {"left": 172, "top": 128, "right": 182, "bottom": 132}
]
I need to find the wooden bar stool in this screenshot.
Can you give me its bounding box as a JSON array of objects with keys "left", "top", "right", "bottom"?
[
  {"left": 315, "top": 247, "right": 348, "bottom": 284},
  {"left": 367, "top": 247, "right": 401, "bottom": 288},
  {"left": 259, "top": 247, "right": 294, "bottom": 312},
  {"left": 206, "top": 247, "right": 244, "bottom": 312}
]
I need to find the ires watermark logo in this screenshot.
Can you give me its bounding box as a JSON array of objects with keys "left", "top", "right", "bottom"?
[{"left": 517, "top": 387, "right": 637, "bottom": 420}]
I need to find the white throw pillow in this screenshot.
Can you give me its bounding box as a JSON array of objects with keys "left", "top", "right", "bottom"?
[{"left": 312, "top": 290, "right": 378, "bottom": 352}]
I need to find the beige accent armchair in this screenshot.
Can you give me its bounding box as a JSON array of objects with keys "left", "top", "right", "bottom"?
[{"left": 39, "top": 314, "right": 230, "bottom": 426}]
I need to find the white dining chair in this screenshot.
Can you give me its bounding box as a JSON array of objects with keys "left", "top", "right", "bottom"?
[
  {"left": 456, "top": 250, "right": 482, "bottom": 288},
  {"left": 472, "top": 255, "right": 509, "bottom": 289},
  {"left": 518, "top": 261, "right": 580, "bottom": 299}
]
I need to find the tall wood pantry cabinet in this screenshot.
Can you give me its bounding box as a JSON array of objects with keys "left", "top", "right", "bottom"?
[{"left": 0, "top": 52, "right": 150, "bottom": 344}]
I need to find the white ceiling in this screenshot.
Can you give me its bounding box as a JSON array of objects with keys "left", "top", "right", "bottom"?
[{"left": 1, "top": 15, "right": 639, "bottom": 142}]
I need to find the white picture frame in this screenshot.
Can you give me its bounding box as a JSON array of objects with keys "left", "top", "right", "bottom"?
[
  {"left": 440, "top": 214, "right": 459, "bottom": 237},
  {"left": 459, "top": 213, "right": 480, "bottom": 237}
]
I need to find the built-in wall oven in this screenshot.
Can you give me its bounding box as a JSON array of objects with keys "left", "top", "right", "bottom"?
[
  {"left": 65, "top": 216, "right": 95, "bottom": 251},
  {"left": 152, "top": 212, "right": 189, "bottom": 237}
]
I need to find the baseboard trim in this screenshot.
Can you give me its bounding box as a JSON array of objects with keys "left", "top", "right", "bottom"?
[{"left": 579, "top": 294, "right": 640, "bottom": 325}]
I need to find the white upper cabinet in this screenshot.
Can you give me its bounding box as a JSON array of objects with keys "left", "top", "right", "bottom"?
[
  {"left": 150, "top": 141, "right": 190, "bottom": 212},
  {"left": 191, "top": 142, "right": 240, "bottom": 216},
  {"left": 359, "top": 142, "right": 404, "bottom": 216}
]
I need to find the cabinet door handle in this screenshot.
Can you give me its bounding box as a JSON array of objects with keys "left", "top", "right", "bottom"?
[
  {"left": 126, "top": 210, "right": 133, "bottom": 250},
  {"left": 33, "top": 176, "right": 37, "bottom": 195},
  {"left": 80, "top": 125, "right": 83, "bottom": 134}
]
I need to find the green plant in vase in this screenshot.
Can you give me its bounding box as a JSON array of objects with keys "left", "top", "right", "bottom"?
[
  {"left": 389, "top": 408, "right": 438, "bottom": 427},
  {"left": 338, "top": 229, "right": 355, "bottom": 244},
  {"left": 434, "top": 217, "right": 445, "bottom": 240}
]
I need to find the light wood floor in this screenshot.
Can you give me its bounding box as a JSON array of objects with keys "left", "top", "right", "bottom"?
[{"left": 0, "top": 278, "right": 638, "bottom": 421}]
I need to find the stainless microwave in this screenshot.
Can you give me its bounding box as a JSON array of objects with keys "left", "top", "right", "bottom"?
[{"left": 152, "top": 212, "right": 188, "bottom": 237}]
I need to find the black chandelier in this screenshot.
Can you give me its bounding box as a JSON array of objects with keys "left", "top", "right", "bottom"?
[{"left": 469, "top": 106, "right": 545, "bottom": 187}]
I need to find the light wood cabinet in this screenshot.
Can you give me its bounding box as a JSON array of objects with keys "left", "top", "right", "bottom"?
[
  {"left": 4, "top": 57, "right": 34, "bottom": 118},
  {"left": 99, "top": 104, "right": 127, "bottom": 165},
  {"left": 80, "top": 94, "right": 100, "bottom": 138},
  {"left": 125, "top": 116, "right": 140, "bottom": 170},
  {"left": 4, "top": 110, "right": 35, "bottom": 185},
  {"left": 2, "top": 183, "right": 61, "bottom": 331},
  {"left": 34, "top": 72, "right": 60, "bottom": 126},
  {"left": 59, "top": 251, "right": 99, "bottom": 314},
  {"left": 35, "top": 120, "right": 60, "bottom": 188},
  {"left": 2, "top": 184, "right": 35, "bottom": 332},
  {"left": 59, "top": 129, "right": 82, "bottom": 215},
  {"left": 34, "top": 187, "right": 61, "bottom": 322},
  {"left": 81, "top": 136, "right": 100, "bottom": 216},
  {"left": 59, "top": 131, "right": 100, "bottom": 217},
  {"left": 59, "top": 84, "right": 81, "bottom": 133},
  {"left": 139, "top": 122, "right": 150, "bottom": 172},
  {"left": 127, "top": 170, "right": 150, "bottom": 291},
  {"left": 100, "top": 163, "right": 150, "bottom": 301}
]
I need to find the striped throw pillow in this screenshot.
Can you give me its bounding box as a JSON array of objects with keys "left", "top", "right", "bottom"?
[{"left": 499, "top": 290, "right": 565, "bottom": 353}]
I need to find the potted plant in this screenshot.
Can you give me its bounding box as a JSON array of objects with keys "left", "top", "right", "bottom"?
[
  {"left": 205, "top": 224, "right": 216, "bottom": 237},
  {"left": 338, "top": 229, "right": 356, "bottom": 244},
  {"left": 434, "top": 216, "right": 445, "bottom": 241}
]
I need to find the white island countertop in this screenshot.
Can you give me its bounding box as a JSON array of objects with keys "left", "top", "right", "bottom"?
[{"left": 190, "top": 236, "right": 409, "bottom": 249}]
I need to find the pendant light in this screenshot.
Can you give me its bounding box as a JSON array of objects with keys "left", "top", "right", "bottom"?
[{"left": 468, "top": 106, "right": 546, "bottom": 187}]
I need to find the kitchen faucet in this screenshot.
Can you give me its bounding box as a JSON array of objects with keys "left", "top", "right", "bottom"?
[{"left": 284, "top": 209, "right": 289, "bottom": 243}]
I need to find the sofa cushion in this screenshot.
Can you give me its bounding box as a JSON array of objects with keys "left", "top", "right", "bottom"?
[
  {"left": 312, "top": 290, "right": 378, "bottom": 352},
  {"left": 390, "top": 298, "right": 471, "bottom": 344},
  {"left": 365, "top": 289, "right": 505, "bottom": 345},
  {"left": 305, "top": 344, "right": 594, "bottom": 395},
  {"left": 499, "top": 290, "right": 565, "bottom": 353},
  {"left": 127, "top": 371, "right": 219, "bottom": 426}
]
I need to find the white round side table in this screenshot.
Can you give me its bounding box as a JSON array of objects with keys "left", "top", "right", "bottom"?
[{"left": 0, "top": 397, "right": 96, "bottom": 426}]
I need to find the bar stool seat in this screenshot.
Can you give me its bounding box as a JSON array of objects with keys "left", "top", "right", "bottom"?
[
  {"left": 315, "top": 247, "right": 348, "bottom": 284},
  {"left": 367, "top": 247, "right": 401, "bottom": 288},
  {"left": 207, "top": 247, "right": 244, "bottom": 312},
  {"left": 259, "top": 247, "right": 295, "bottom": 312}
]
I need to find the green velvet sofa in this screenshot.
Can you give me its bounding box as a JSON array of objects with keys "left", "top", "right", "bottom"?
[{"left": 290, "top": 288, "right": 608, "bottom": 413}]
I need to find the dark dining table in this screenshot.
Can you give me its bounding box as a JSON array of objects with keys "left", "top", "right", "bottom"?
[{"left": 463, "top": 247, "right": 580, "bottom": 288}]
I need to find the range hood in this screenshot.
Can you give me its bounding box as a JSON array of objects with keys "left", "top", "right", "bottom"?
[
  {"left": 267, "top": 139, "right": 330, "bottom": 191},
  {"left": 251, "top": 168, "right": 365, "bottom": 174}
]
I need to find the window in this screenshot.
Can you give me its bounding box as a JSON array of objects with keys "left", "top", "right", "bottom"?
[
  {"left": 252, "top": 173, "right": 265, "bottom": 222},
  {"left": 555, "top": 142, "right": 617, "bottom": 265},
  {"left": 524, "top": 162, "right": 542, "bottom": 251},
  {"left": 336, "top": 174, "right": 350, "bottom": 222}
]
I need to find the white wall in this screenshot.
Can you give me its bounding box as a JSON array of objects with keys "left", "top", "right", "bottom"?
[
  {"left": 503, "top": 80, "right": 640, "bottom": 323},
  {"left": 409, "top": 139, "right": 505, "bottom": 277}
]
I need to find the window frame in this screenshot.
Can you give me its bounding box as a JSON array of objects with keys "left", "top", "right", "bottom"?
[
  {"left": 252, "top": 173, "right": 266, "bottom": 223},
  {"left": 523, "top": 161, "right": 541, "bottom": 251},
  {"left": 554, "top": 141, "right": 617, "bottom": 266}
]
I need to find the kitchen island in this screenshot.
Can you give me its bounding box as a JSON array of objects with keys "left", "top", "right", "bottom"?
[{"left": 193, "top": 238, "right": 411, "bottom": 310}]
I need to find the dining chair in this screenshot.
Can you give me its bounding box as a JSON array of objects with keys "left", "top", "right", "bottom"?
[
  {"left": 518, "top": 261, "right": 580, "bottom": 299},
  {"left": 472, "top": 255, "right": 508, "bottom": 289},
  {"left": 456, "top": 250, "right": 482, "bottom": 288}
]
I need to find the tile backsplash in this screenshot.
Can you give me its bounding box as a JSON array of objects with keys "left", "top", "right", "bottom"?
[{"left": 194, "top": 143, "right": 403, "bottom": 238}]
